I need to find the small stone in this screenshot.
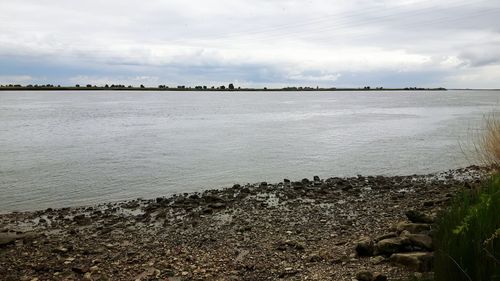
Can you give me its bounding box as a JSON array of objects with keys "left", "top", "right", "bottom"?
[
  {"left": 72, "top": 265, "right": 89, "bottom": 274},
  {"left": 372, "top": 272, "right": 388, "bottom": 281},
  {"left": 370, "top": 256, "right": 385, "bottom": 265},
  {"left": 83, "top": 272, "right": 92, "bottom": 280},
  {"left": 356, "top": 270, "right": 373, "bottom": 281}
]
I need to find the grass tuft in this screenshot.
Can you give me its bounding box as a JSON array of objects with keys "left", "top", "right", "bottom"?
[{"left": 472, "top": 113, "right": 500, "bottom": 170}]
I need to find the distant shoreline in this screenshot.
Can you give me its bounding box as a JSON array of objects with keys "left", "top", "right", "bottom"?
[{"left": 0, "top": 86, "right": 448, "bottom": 92}]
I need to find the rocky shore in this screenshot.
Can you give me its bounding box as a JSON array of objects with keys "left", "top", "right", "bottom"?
[{"left": 0, "top": 166, "right": 490, "bottom": 280}]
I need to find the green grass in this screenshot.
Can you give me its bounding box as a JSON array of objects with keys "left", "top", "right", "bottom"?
[{"left": 434, "top": 174, "right": 500, "bottom": 281}]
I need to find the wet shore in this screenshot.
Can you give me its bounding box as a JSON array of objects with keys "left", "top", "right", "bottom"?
[{"left": 0, "top": 166, "right": 489, "bottom": 280}]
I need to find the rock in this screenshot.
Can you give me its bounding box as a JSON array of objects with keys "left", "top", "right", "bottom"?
[
  {"left": 412, "top": 272, "right": 435, "bottom": 280},
  {"left": 370, "top": 256, "right": 386, "bottom": 265},
  {"left": 53, "top": 246, "right": 69, "bottom": 254},
  {"left": 308, "top": 253, "right": 322, "bottom": 262},
  {"left": 0, "top": 233, "right": 18, "bottom": 246},
  {"left": 301, "top": 178, "right": 311, "bottom": 185},
  {"left": 313, "top": 176, "right": 321, "bottom": 186},
  {"left": 390, "top": 252, "right": 434, "bottom": 272},
  {"left": 356, "top": 270, "right": 373, "bottom": 281},
  {"left": 277, "top": 240, "right": 305, "bottom": 251},
  {"left": 72, "top": 266, "right": 89, "bottom": 274},
  {"left": 209, "top": 202, "right": 226, "bottom": 209},
  {"left": 232, "top": 184, "right": 241, "bottom": 189},
  {"left": 405, "top": 210, "right": 435, "bottom": 223},
  {"left": 423, "top": 200, "right": 435, "bottom": 207},
  {"left": 0, "top": 232, "right": 38, "bottom": 247},
  {"left": 355, "top": 237, "right": 375, "bottom": 256},
  {"left": 401, "top": 232, "right": 433, "bottom": 250},
  {"left": 372, "top": 272, "right": 388, "bottom": 281},
  {"left": 374, "top": 232, "right": 397, "bottom": 242},
  {"left": 397, "top": 222, "right": 431, "bottom": 234},
  {"left": 235, "top": 250, "right": 249, "bottom": 262},
  {"left": 83, "top": 272, "right": 92, "bottom": 280},
  {"left": 375, "top": 237, "right": 409, "bottom": 255}
]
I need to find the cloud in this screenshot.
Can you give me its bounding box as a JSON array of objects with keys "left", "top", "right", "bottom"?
[
  {"left": 0, "top": 0, "right": 499, "bottom": 87},
  {"left": 0, "top": 75, "right": 33, "bottom": 84}
]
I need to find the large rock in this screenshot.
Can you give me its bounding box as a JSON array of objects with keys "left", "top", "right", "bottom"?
[
  {"left": 355, "top": 237, "right": 375, "bottom": 256},
  {"left": 405, "top": 210, "right": 435, "bottom": 224},
  {"left": 375, "top": 237, "right": 409, "bottom": 255},
  {"left": 390, "top": 252, "right": 434, "bottom": 272},
  {"left": 401, "top": 232, "right": 433, "bottom": 250},
  {"left": 397, "top": 222, "right": 431, "bottom": 234}
]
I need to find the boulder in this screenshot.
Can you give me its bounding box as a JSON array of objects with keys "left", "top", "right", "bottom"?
[
  {"left": 405, "top": 210, "right": 435, "bottom": 224},
  {"left": 397, "top": 222, "right": 431, "bottom": 234},
  {"left": 375, "top": 237, "right": 409, "bottom": 255},
  {"left": 401, "top": 232, "right": 433, "bottom": 250},
  {"left": 355, "top": 237, "right": 375, "bottom": 256},
  {"left": 390, "top": 252, "right": 434, "bottom": 272}
]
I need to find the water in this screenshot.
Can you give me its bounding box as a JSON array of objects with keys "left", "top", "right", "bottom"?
[{"left": 0, "top": 90, "right": 498, "bottom": 212}]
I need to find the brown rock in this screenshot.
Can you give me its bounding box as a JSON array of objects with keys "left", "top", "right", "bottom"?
[
  {"left": 390, "top": 252, "right": 434, "bottom": 272},
  {"left": 355, "top": 237, "right": 375, "bottom": 256},
  {"left": 373, "top": 272, "right": 388, "bottom": 281},
  {"left": 375, "top": 237, "right": 409, "bottom": 255},
  {"left": 401, "top": 232, "right": 433, "bottom": 250},
  {"left": 356, "top": 270, "right": 373, "bottom": 281},
  {"left": 405, "top": 210, "right": 435, "bottom": 224},
  {"left": 397, "top": 222, "right": 431, "bottom": 234}
]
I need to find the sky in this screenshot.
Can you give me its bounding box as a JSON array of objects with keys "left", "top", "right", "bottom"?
[{"left": 1, "top": 0, "right": 499, "bottom": 88}]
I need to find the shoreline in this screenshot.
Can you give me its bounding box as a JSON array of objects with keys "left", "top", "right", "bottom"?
[
  {"left": 0, "top": 166, "right": 490, "bottom": 280},
  {"left": 0, "top": 87, "right": 447, "bottom": 92}
]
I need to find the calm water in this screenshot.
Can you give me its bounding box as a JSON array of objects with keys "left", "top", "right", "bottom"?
[{"left": 1, "top": 90, "right": 498, "bottom": 212}]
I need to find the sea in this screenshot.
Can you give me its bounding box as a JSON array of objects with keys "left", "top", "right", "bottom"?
[{"left": 1, "top": 90, "right": 498, "bottom": 212}]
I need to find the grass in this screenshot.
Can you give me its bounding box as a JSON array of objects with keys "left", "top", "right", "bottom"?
[
  {"left": 434, "top": 113, "right": 500, "bottom": 281},
  {"left": 469, "top": 113, "right": 500, "bottom": 170}
]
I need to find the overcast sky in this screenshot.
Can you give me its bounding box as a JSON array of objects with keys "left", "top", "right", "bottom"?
[{"left": 1, "top": 0, "right": 499, "bottom": 88}]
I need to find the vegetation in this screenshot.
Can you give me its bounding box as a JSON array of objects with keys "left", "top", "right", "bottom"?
[
  {"left": 434, "top": 114, "right": 500, "bottom": 281},
  {"left": 0, "top": 84, "right": 447, "bottom": 92}
]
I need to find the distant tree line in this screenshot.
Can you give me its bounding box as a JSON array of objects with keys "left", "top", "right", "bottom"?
[{"left": 0, "top": 83, "right": 447, "bottom": 91}]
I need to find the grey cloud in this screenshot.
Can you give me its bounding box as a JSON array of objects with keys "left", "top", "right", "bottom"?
[{"left": 0, "top": 0, "right": 499, "bottom": 87}]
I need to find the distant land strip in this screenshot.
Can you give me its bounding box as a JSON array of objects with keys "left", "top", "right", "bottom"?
[{"left": 0, "top": 84, "right": 447, "bottom": 91}]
